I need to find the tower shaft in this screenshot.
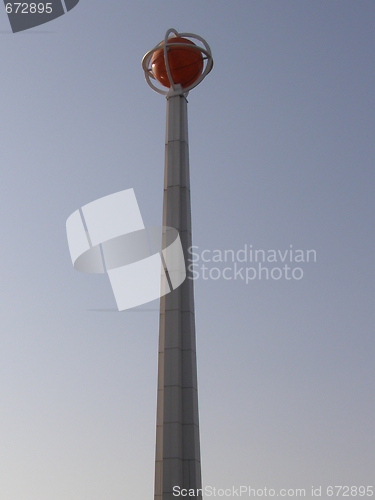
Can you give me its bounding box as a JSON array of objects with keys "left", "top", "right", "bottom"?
[{"left": 154, "top": 93, "right": 202, "bottom": 500}]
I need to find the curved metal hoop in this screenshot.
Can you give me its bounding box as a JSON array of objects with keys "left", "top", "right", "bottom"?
[{"left": 142, "top": 28, "right": 214, "bottom": 96}]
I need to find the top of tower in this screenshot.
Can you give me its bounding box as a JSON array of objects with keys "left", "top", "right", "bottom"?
[{"left": 142, "top": 28, "right": 213, "bottom": 96}]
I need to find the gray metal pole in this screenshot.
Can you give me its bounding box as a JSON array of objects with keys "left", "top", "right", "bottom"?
[{"left": 154, "top": 92, "right": 202, "bottom": 500}]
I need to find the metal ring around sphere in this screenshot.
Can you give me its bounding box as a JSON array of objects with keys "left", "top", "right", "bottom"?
[{"left": 142, "top": 28, "right": 213, "bottom": 96}]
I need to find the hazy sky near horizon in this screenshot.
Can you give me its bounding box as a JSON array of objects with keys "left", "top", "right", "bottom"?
[{"left": 0, "top": 1, "right": 374, "bottom": 499}]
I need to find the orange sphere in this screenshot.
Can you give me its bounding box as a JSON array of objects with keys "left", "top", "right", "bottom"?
[{"left": 151, "top": 37, "right": 204, "bottom": 89}]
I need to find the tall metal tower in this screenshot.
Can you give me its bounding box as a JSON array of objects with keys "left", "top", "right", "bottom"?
[{"left": 142, "top": 29, "right": 213, "bottom": 500}]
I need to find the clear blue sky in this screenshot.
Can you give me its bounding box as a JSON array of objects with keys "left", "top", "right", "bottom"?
[{"left": 0, "top": 1, "right": 374, "bottom": 498}]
